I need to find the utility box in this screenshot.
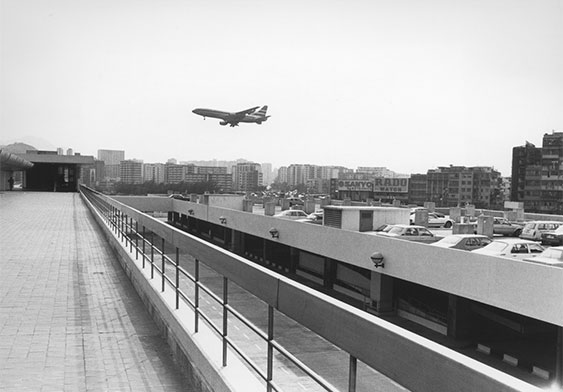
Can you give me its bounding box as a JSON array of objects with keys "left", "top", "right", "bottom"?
[
  {"left": 304, "top": 200, "right": 316, "bottom": 214},
  {"left": 264, "top": 202, "right": 276, "bottom": 216},
  {"left": 450, "top": 207, "right": 462, "bottom": 223},
  {"left": 243, "top": 199, "right": 254, "bottom": 212},
  {"left": 477, "top": 215, "right": 494, "bottom": 237},
  {"left": 423, "top": 201, "right": 436, "bottom": 213},
  {"left": 414, "top": 209, "right": 429, "bottom": 227},
  {"left": 453, "top": 223, "right": 476, "bottom": 235}
]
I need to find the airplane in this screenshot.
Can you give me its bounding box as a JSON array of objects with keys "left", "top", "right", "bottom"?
[{"left": 192, "top": 105, "right": 270, "bottom": 127}]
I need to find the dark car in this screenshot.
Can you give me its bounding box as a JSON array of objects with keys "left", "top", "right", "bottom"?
[
  {"left": 541, "top": 226, "right": 563, "bottom": 246},
  {"left": 492, "top": 217, "right": 523, "bottom": 237}
]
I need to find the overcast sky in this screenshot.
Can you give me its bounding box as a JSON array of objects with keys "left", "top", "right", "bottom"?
[{"left": 1, "top": 0, "right": 562, "bottom": 176}]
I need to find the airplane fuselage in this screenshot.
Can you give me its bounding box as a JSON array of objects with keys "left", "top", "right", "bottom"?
[{"left": 192, "top": 106, "right": 270, "bottom": 127}]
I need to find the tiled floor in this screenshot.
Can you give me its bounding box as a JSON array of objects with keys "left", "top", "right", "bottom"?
[{"left": 0, "top": 192, "right": 191, "bottom": 391}]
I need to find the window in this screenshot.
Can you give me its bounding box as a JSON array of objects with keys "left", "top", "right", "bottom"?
[
  {"left": 511, "top": 244, "right": 528, "bottom": 254},
  {"left": 529, "top": 244, "right": 544, "bottom": 254}
]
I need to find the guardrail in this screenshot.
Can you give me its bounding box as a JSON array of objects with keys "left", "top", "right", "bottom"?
[
  {"left": 82, "top": 186, "right": 338, "bottom": 392},
  {"left": 80, "top": 185, "right": 542, "bottom": 392}
]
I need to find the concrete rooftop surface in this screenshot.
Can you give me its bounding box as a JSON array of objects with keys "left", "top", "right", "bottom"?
[{"left": 0, "top": 192, "right": 192, "bottom": 392}]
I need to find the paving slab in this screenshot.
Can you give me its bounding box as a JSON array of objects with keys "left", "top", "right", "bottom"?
[{"left": 0, "top": 192, "right": 192, "bottom": 392}]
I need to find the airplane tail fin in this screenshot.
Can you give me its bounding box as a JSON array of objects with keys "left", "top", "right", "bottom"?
[{"left": 256, "top": 105, "right": 268, "bottom": 117}]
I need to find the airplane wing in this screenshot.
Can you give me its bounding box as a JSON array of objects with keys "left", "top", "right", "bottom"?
[{"left": 235, "top": 106, "right": 260, "bottom": 116}]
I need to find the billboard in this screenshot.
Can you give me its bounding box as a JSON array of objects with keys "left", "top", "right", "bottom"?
[{"left": 333, "top": 177, "right": 409, "bottom": 193}]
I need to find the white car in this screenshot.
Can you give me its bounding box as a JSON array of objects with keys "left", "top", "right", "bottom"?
[
  {"left": 273, "top": 210, "right": 309, "bottom": 220},
  {"left": 520, "top": 221, "right": 563, "bottom": 240},
  {"left": 410, "top": 211, "right": 454, "bottom": 228},
  {"left": 524, "top": 246, "right": 563, "bottom": 267},
  {"left": 472, "top": 238, "right": 544, "bottom": 259}
]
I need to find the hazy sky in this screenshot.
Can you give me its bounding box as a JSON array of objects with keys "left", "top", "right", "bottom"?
[{"left": 1, "top": 0, "right": 562, "bottom": 176}]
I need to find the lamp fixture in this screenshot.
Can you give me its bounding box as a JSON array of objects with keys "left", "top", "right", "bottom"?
[
  {"left": 187, "top": 209, "right": 194, "bottom": 215},
  {"left": 219, "top": 216, "right": 227, "bottom": 224},
  {"left": 269, "top": 228, "right": 279, "bottom": 239},
  {"left": 370, "top": 252, "right": 385, "bottom": 268}
]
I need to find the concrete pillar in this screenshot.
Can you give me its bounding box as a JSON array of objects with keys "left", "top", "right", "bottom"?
[
  {"left": 281, "top": 198, "right": 290, "bottom": 211},
  {"left": 423, "top": 201, "right": 436, "bottom": 213},
  {"left": 190, "top": 194, "right": 198, "bottom": 203},
  {"left": 304, "top": 200, "right": 316, "bottom": 214},
  {"left": 392, "top": 199, "right": 401, "bottom": 208},
  {"left": 262, "top": 197, "right": 272, "bottom": 208},
  {"left": 414, "top": 209, "right": 429, "bottom": 227},
  {"left": 243, "top": 199, "right": 254, "bottom": 212},
  {"left": 466, "top": 204, "right": 476, "bottom": 218},
  {"left": 369, "top": 271, "right": 394, "bottom": 314},
  {"left": 477, "top": 215, "right": 494, "bottom": 237},
  {"left": 447, "top": 295, "right": 474, "bottom": 339},
  {"left": 264, "top": 202, "right": 276, "bottom": 216},
  {"left": 450, "top": 207, "right": 462, "bottom": 223}
]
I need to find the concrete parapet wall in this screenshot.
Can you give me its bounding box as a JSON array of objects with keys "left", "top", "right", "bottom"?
[{"left": 83, "top": 198, "right": 242, "bottom": 392}]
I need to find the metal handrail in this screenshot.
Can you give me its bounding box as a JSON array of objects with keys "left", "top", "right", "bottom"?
[{"left": 80, "top": 186, "right": 338, "bottom": 392}]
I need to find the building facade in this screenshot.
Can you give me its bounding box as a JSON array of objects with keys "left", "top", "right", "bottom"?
[
  {"left": 232, "top": 162, "right": 262, "bottom": 192},
  {"left": 511, "top": 132, "right": 563, "bottom": 214},
  {"left": 120, "top": 160, "right": 143, "bottom": 184},
  {"left": 97, "top": 149, "right": 125, "bottom": 181},
  {"left": 143, "top": 163, "right": 165, "bottom": 183}
]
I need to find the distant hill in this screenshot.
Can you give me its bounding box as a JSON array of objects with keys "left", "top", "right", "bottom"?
[{"left": 0, "top": 142, "right": 37, "bottom": 154}]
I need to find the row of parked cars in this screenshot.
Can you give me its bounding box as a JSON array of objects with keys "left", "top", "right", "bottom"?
[
  {"left": 411, "top": 207, "right": 563, "bottom": 246},
  {"left": 374, "top": 225, "right": 563, "bottom": 266}
]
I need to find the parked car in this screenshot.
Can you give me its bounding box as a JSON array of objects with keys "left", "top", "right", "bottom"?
[
  {"left": 273, "top": 209, "right": 308, "bottom": 220},
  {"left": 430, "top": 234, "right": 492, "bottom": 251},
  {"left": 410, "top": 212, "right": 454, "bottom": 228},
  {"left": 307, "top": 210, "right": 324, "bottom": 223},
  {"left": 520, "top": 221, "right": 563, "bottom": 241},
  {"left": 492, "top": 217, "right": 523, "bottom": 237},
  {"left": 374, "top": 224, "right": 436, "bottom": 243},
  {"left": 524, "top": 246, "right": 563, "bottom": 267},
  {"left": 472, "top": 238, "right": 545, "bottom": 259},
  {"left": 285, "top": 197, "right": 304, "bottom": 207},
  {"left": 540, "top": 225, "right": 563, "bottom": 246}
]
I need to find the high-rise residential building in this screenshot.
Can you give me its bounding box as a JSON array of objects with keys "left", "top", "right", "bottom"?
[
  {"left": 511, "top": 141, "right": 542, "bottom": 204},
  {"left": 261, "top": 163, "right": 273, "bottom": 186},
  {"left": 511, "top": 132, "right": 563, "bottom": 213},
  {"left": 143, "top": 163, "right": 165, "bottom": 183},
  {"left": 540, "top": 131, "right": 563, "bottom": 214},
  {"left": 277, "top": 166, "right": 288, "bottom": 183},
  {"left": 232, "top": 162, "right": 262, "bottom": 191},
  {"left": 426, "top": 166, "right": 502, "bottom": 209},
  {"left": 120, "top": 159, "right": 143, "bottom": 184},
  {"left": 98, "top": 149, "right": 125, "bottom": 180}
]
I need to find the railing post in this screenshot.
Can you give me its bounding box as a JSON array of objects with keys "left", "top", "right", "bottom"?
[
  {"left": 175, "top": 247, "right": 179, "bottom": 310},
  {"left": 135, "top": 222, "right": 138, "bottom": 260},
  {"left": 195, "top": 258, "right": 200, "bottom": 333},
  {"left": 142, "top": 226, "right": 146, "bottom": 269},
  {"left": 267, "top": 305, "right": 274, "bottom": 392},
  {"left": 222, "top": 277, "right": 228, "bottom": 367},
  {"left": 151, "top": 232, "right": 154, "bottom": 279},
  {"left": 348, "top": 355, "right": 357, "bottom": 392},
  {"left": 161, "top": 238, "right": 165, "bottom": 292},
  {"left": 129, "top": 217, "right": 133, "bottom": 252}
]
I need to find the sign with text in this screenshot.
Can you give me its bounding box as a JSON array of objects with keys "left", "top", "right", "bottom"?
[
  {"left": 333, "top": 177, "right": 410, "bottom": 193},
  {"left": 373, "top": 178, "right": 409, "bottom": 193}
]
